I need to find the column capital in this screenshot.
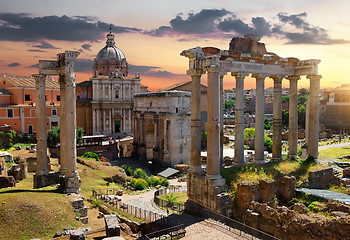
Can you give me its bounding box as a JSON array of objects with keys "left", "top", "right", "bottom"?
[
  {"left": 205, "top": 65, "right": 220, "bottom": 73},
  {"left": 187, "top": 69, "right": 204, "bottom": 76},
  {"left": 270, "top": 74, "right": 285, "bottom": 82},
  {"left": 252, "top": 73, "right": 268, "bottom": 80},
  {"left": 287, "top": 75, "right": 300, "bottom": 81},
  {"left": 307, "top": 75, "right": 322, "bottom": 81},
  {"left": 32, "top": 74, "right": 46, "bottom": 83},
  {"left": 231, "top": 72, "right": 249, "bottom": 79}
]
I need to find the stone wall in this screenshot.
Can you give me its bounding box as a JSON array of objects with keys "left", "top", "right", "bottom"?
[{"left": 308, "top": 167, "right": 335, "bottom": 189}]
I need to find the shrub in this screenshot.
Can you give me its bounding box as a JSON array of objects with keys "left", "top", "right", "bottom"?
[
  {"left": 47, "top": 127, "right": 60, "bottom": 147},
  {"left": 147, "top": 175, "right": 161, "bottom": 187},
  {"left": 76, "top": 127, "right": 84, "bottom": 144},
  {"left": 130, "top": 178, "right": 149, "bottom": 190},
  {"left": 308, "top": 201, "right": 320, "bottom": 213},
  {"left": 134, "top": 168, "right": 147, "bottom": 179},
  {"left": 82, "top": 152, "right": 100, "bottom": 161},
  {"left": 264, "top": 136, "right": 273, "bottom": 153},
  {"left": 122, "top": 164, "right": 134, "bottom": 176},
  {"left": 91, "top": 199, "right": 102, "bottom": 208},
  {"left": 160, "top": 178, "right": 169, "bottom": 187}
]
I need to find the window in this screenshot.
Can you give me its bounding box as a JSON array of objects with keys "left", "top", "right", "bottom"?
[
  {"left": 28, "top": 125, "right": 33, "bottom": 135},
  {"left": 115, "top": 90, "right": 119, "bottom": 99},
  {"left": 201, "top": 111, "right": 207, "bottom": 122},
  {"left": 56, "top": 95, "right": 60, "bottom": 101},
  {"left": 45, "top": 95, "right": 47, "bottom": 101},
  {"left": 150, "top": 102, "right": 152, "bottom": 107},
  {"left": 25, "top": 94, "right": 31, "bottom": 101},
  {"left": 52, "top": 109, "right": 57, "bottom": 116},
  {"left": 7, "top": 109, "right": 13, "bottom": 118}
]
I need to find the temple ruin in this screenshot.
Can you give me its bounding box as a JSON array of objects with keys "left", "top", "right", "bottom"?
[
  {"left": 33, "top": 51, "right": 81, "bottom": 194},
  {"left": 181, "top": 34, "right": 321, "bottom": 215}
]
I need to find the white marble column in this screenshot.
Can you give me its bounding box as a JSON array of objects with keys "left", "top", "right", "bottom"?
[
  {"left": 59, "top": 76, "right": 67, "bottom": 174},
  {"left": 34, "top": 74, "right": 49, "bottom": 175},
  {"left": 123, "top": 109, "right": 126, "bottom": 132},
  {"left": 189, "top": 69, "right": 203, "bottom": 173},
  {"left": 232, "top": 72, "right": 248, "bottom": 164},
  {"left": 272, "top": 75, "right": 284, "bottom": 160},
  {"left": 206, "top": 64, "right": 221, "bottom": 179},
  {"left": 253, "top": 73, "right": 266, "bottom": 163},
  {"left": 287, "top": 76, "right": 300, "bottom": 158},
  {"left": 307, "top": 75, "right": 322, "bottom": 159}
]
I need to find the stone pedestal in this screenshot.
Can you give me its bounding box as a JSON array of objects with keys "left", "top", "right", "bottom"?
[
  {"left": 186, "top": 172, "right": 231, "bottom": 216},
  {"left": 33, "top": 172, "right": 60, "bottom": 188},
  {"left": 64, "top": 173, "right": 81, "bottom": 194}
]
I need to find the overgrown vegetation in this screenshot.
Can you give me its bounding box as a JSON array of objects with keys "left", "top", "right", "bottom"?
[
  {"left": 244, "top": 128, "right": 273, "bottom": 153},
  {"left": 81, "top": 151, "right": 100, "bottom": 161},
  {"left": 47, "top": 126, "right": 84, "bottom": 147},
  {"left": 0, "top": 130, "right": 33, "bottom": 150}
]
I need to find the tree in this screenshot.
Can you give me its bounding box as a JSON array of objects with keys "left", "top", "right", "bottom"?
[
  {"left": 281, "top": 95, "right": 289, "bottom": 103},
  {"left": 76, "top": 126, "right": 84, "bottom": 144},
  {"left": 224, "top": 100, "right": 235, "bottom": 110},
  {"left": 264, "top": 118, "right": 271, "bottom": 130},
  {"left": 282, "top": 109, "right": 289, "bottom": 128},
  {"left": 165, "top": 193, "right": 178, "bottom": 206},
  {"left": 47, "top": 127, "right": 60, "bottom": 147}
]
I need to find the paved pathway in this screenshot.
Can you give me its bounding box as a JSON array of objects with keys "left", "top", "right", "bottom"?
[
  {"left": 297, "top": 188, "right": 350, "bottom": 205},
  {"left": 318, "top": 141, "right": 350, "bottom": 150}
]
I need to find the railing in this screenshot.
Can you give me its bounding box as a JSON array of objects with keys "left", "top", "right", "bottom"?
[
  {"left": 144, "top": 224, "right": 186, "bottom": 240},
  {"left": 92, "top": 189, "right": 168, "bottom": 226},
  {"left": 154, "top": 186, "right": 187, "bottom": 214},
  {"left": 200, "top": 208, "right": 280, "bottom": 240}
]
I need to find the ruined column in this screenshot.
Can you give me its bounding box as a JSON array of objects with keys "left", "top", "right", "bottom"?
[
  {"left": 219, "top": 72, "right": 225, "bottom": 166},
  {"left": 253, "top": 73, "right": 266, "bottom": 163},
  {"left": 206, "top": 63, "right": 221, "bottom": 179},
  {"left": 59, "top": 75, "right": 67, "bottom": 174},
  {"left": 34, "top": 74, "right": 49, "bottom": 176},
  {"left": 287, "top": 75, "right": 300, "bottom": 159},
  {"left": 62, "top": 51, "right": 81, "bottom": 193},
  {"left": 272, "top": 75, "right": 284, "bottom": 160},
  {"left": 189, "top": 69, "right": 203, "bottom": 173},
  {"left": 307, "top": 75, "right": 322, "bottom": 159},
  {"left": 232, "top": 72, "right": 248, "bottom": 164}
]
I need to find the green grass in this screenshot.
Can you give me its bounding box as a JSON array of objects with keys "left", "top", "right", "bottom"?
[
  {"left": 0, "top": 173, "right": 82, "bottom": 240},
  {"left": 319, "top": 146, "right": 350, "bottom": 159},
  {"left": 158, "top": 192, "right": 188, "bottom": 204}
]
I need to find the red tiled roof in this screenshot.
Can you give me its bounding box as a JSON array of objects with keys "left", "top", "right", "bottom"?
[{"left": 0, "top": 75, "right": 59, "bottom": 89}]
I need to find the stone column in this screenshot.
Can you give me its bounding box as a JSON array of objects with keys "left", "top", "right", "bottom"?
[
  {"left": 287, "top": 76, "right": 300, "bottom": 158},
  {"left": 153, "top": 115, "right": 159, "bottom": 160},
  {"left": 206, "top": 64, "right": 221, "bottom": 179},
  {"left": 307, "top": 75, "right": 322, "bottom": 159},
  {"left": 59, "top": 75, "right": 67, "bottom": 174},
  {"left": 272, "top": 75, "right": 284, "bottom": 160},
  {"left": 253, "top": 73, "right": 266, "bottom": 163},
  {"left": 63, "top": 51, "right": 80, "bottom": 193},
  {"left": 103, "top": 109, "right": 106, "bottom": 133},
  {"left": 34, "top": 74, "right": 49, "bottom": 176},
  {"left": 219, "top": 72, "right": 225, "bottom": 166},
  {"left": 189, "top": 69, "right": 203, "bottom": 173},
  {"left": 109, "top": 109, "right": 112, "bottom": 133},
  {"left": 232, "top": 72, "right": 248, "bottom": 164}
]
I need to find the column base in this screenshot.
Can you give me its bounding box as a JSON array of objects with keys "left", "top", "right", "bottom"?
[
  {"left": 189, "top": 165, "right": 203, "bottom": 173},
  {"left": 271, "top": 157, "right": 283, "bottom": 162},
  {"left": 206, "top": 174, "right": 222, "bottom": 180},
  {"left": 162, "top": 150, "right": 169, "bottom": 162},
  {"left": 288, "top": 154, "right": 298, "bottom": 160},
  {"left": 254, "top": 160, "right": 266, "bottom": 165},
  {"left": 33, "top": 172, "right": 60, "bottom": 188},
  {"left": 64, "top": 173, "right": 81, "bottom": 194}
]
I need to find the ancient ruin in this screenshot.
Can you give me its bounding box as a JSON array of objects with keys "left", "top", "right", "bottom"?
[
  {"left": 33, "top": 51, "right": 81, "bottom": 194},
  {"left": 181, "top": 34, "right": 321, "bottom": 215}
]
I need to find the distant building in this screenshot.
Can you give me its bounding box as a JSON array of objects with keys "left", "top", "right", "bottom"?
[
  {"left": 76, "top": 30, "right": 147, "bottom": 137},
  {"left": 320, "top": 84, "right": 350, "bottom": 130},
  {"left": 0, "top": 74, "right": 60, "bottom": 135},
  {"left": 133, "top": 91, "right": 191, "bottom": 166}
]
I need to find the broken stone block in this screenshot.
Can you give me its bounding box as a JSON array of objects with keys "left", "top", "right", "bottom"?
[
  {"left": 116, "top": 190, "right": 123, "bottom": 196},
  {"left": 71, "top": 199, "right": 84, "bottom": 209},
  {"left": 70, "top": 227, "right": 86, "bottom": 240},
  {"left": 7, "top": 165, "right": 21, "bottom": 181},
  {"left": 77, "top": 207, "right": 88, "bottom": 217},
  {"left": 15, "top": 145, "right": 21, "bottom": 150},
  {"left": 330, "top": 211, "right": 349, "bottom": 217},
  {"left": 0, "top": 176, "right": 15, "bottom": 188},
  {"left": 293, "top": 203, "right": 308, "bottom": 214},
  {"left": 80, "top": 217, "right": 88, "bottom": 224},
  {"left": 104, "top": 214, "right": 120, "bottom": 237},
  {"left": 343, "top": 167, "right": 350, "bottom": 177},
  {"left": 54, "top": 229, "right": 63, "bottom": 238}
]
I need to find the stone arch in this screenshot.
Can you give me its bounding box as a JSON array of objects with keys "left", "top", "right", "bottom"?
[{"left": 145, "top": 121, "right": 155, "bottom": 160}]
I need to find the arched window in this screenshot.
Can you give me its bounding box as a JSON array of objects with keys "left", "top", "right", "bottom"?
[{"left": 28, "top": 125, "right": 33, "bottom": 135}]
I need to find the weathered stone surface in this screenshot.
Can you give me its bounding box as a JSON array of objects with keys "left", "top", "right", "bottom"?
[
  {"left": 26, "top": 157, "right": 37, "bottom": 172},
  {"left": 33, "top": 172, "right": 60, "bottom": 188},
  {"left": 19, "top": 159, "right": 28, "bottom": 180},
  {"left": 7, "top": 164, "right": 20, "bottom": 180},
  {"left": 104, "top": 214, "right": 120, "bottom": 237},
  {"left": 80, "top": 217, "right": 88, "bottom": 224},
  {"left": 330, "top": 211, "right": 348, "bottom": 217},
  {"left": 293, "top": 203, "right": 308, "bottom": 214},
  {"left": 174, "top": 164, "right": 189, "bottom": 172},
  {"left": 116, "top": 190, "right": 123, "bottom": 196},
  {"left": 259, "top": 179, "right": 277, "bottom": 202},
  {"left": 119, "top": 223, "right": 133, "bottom": 236},
  {"left": 103, "top": 237, "right": 125, "bottom": 240},
  {"left": 0, "top": 176, "right": 15, "bottom": 188},
  {"left": 71, "top": 199, "right": 84, "bottom": 209},
  {"left": 343, "top": 167, "right": 350, "bottom": 177},
  {"left": 69, "top": 227, "right": 86, "bottom": 240},
  {"left": 308, "top": 167, "right": 334, "bottom": 189},
  {"left": 277, "top": 176, "right": 296, "bottom": 202},
  {"left": 77, "top": 207, "right": 88, "bottom": 217},
  {"left": 236, "top": 182, "right": 257, "bottom": 209}
]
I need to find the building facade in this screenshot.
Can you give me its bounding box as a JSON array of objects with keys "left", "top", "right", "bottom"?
[
  {"left": 0, "top": 74, "right": 60, "bottom": 135},
  {"left": 133, "top": 91, "right": 191, "bottom": 166}
]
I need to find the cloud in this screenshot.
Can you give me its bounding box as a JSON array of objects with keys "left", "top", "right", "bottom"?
[
  {"left": 75, "top": 59, "right": 94, "bottom": 72},
  {"left": 32, "top": 40, "right": 58, "bottom": 49},
  {"left": 145, "top": 9, "right": 349, "bottom": 45},
  {"left": 144, "top": 70, "right": 182, "bottom": 77},
  {"left": 28, "top": 63, "right": 39, "bottom": 68},
  {"left": 28, "top": 49, "right": 46, "bottom": 52},
  {"left": 128, "top": 64, "right": 159, "bottom": 73},
  {"left": 0, "top": 13, "right": 141, "bottom": 42},
  {"left": 81, "top": 43, "right": 92, "bottom": 51},
  {"left": 272, "top": 12, "right": 350, "bottom": 45},
  {"left": 7, "top": 62, "right": 20, "bottom": 67},
  {"left": 145, "top": 9, "right": 232, "bottom": 36}
]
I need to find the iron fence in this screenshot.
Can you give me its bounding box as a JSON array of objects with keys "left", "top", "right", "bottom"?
[
  {"left": 153, "top": 186, "right": 187, "bottom": 214},
  {"left": 92, "top": 189, "right": 168, "bottom": 226},
  {"left": 145, "top": 224, "right": 186, "bottom": 240}
]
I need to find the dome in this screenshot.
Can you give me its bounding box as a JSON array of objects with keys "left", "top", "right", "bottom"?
[{"left": 93, "top": 31, "right": 129, "bottom": 77}]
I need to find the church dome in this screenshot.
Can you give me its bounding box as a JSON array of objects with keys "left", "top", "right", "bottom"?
[{"left": 94, "top": 31, "right": 128, "bottom": 77}]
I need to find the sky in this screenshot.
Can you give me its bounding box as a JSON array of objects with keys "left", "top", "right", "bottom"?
[{"left": 0, "top": 0, "right": 349, "bottom": 91}]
